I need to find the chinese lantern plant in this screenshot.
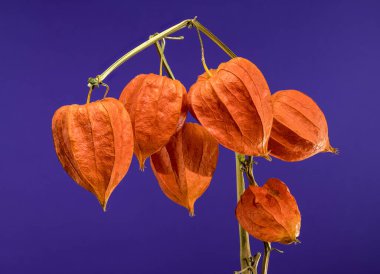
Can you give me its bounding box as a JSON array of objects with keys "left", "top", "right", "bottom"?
[{"left": 51, "top": 18, "right": 337, "bottom": 274}]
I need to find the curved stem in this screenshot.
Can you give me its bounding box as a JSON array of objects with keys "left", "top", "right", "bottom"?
[
  {"left": 91, "top": 19, "right": 193, "bottom": 85},
  {"left": 195, "top": 26, "right": 212, "bottom": 77},
  {"left": 86, "top": 81, "right": 109, "bottom": 104},
  {"left": 87, "top": 17, "right": 237, "bottom": 87}
]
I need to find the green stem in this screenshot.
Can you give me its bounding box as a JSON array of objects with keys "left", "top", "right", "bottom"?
[
  {"left": 150, "top": 33, "right": 176, "bottom": 79},
  {"left": 236, "top": 153, "right": 253, "bottom": 273},
  {"left": 87, "top": 17, "right": 236, "bottom": 87},
  {"left": 192, "top": 20, "right": 236, "bottom": 58},
  {"left": 195, "top": 26, "right": 212, "bottom": 77},
  {"left": 261, "top": 242, "right": 271, "bottom": 274}
]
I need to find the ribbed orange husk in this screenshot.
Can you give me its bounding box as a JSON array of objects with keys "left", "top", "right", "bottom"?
[
  {"left": 269, "top": 89, "right": 336, "bottom": 162},
  {"left": 236, "top": 178, "right": 301, "bottom": 244},
  {"left": 119, "top": 74, "right": 187, "bottom": 169},
  {"left": 52, "top": 97, "right": 134, "bottom": 211},
  {"left": 150, "top": 123, "right": 219, "bottom": 216},
  {"left": 188, "top": 57, "right": 273, "bottom": 157}
]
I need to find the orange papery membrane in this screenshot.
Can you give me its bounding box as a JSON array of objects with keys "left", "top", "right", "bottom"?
[
  {"left": 236, "top": 178, "right": 301, "bottom": 244},
  {"left": 119, "top": 74, "right": 187, "bottom": 169},
  {"left": 188, "top": 57, "right": 273, "bottom": 157},
  {"left": 150, "top": 123, "right": 219, "bottom": 216},
  {"left": 52, "top": 98, "right": 134, "bottom": 211},
  {"left": 269, "top": 89, "right": 336, "bottom": 162}
]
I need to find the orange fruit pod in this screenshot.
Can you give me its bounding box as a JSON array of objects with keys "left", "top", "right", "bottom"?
[
  {"left": 236, "top": 178, "right": 301, "bottom": 244},
  {"left": 119, "top": 74, "right": 187, "bottom": 169},
  {"left": 188, "top": 57, "right": 273, "bottom": 158},
  {"left": 269, "top": 89, "right": 337, "bottom": 162},
  {"left": 150, "top": 122, "right": 219, "bottom": 216},
  {"left": 52, "top": 97, "right": 134, "bottom": 211}
]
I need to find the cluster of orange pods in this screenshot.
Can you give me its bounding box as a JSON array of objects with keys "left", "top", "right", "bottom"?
[{"left": 52, "top": 57, "right": 335, "bottom": 244}]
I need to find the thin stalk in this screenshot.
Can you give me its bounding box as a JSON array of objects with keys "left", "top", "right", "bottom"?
[
  {"left": 192, "top": 20, "right": 237, "bottom": 59},
  {"left": 89, "top": 19, "right": 193, "bottom": 86},
  {"left": 195, "top": 26, "right": 212, "bottom": 77},
  {"left": 150, "top": 33, "right": 177, "bottom": 79},
  {"left": 261, "top": 242, "right": 271, "bottom": 274},
  {"left": 159, "top": 40, "right": 164, "bottom": 76},
  {"left": 87, "top": 18, "right": 237, "bottom": 87},
  {"left": 86, "top": 81, "right": 109, "bottom": 104},
  {"left": 236, "top": 153, "right": 253, "bottom": 273}
]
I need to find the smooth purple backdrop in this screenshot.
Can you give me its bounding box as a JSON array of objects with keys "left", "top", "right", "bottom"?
[{"left": 1, "top": 0, "right": 378, "bottom": 273}]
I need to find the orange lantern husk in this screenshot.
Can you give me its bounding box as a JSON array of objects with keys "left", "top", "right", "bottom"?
[
  {"left": 236, "top": 178, "right": 301, "bottom": 244},
  {"left": 52, "top": 98, "right": 134, "bottom": 211},
  {"left": 188, "top": 57, "right": 273, "bottom": 158},
  {"left": 119, "top": 73, "right": 187, "bottom": 169},
  {"left": 269, "top": 89, "right": 337, "bottom": 162},
  {"left": 150, "top": 122, "right": 219, "bottom": 216}
]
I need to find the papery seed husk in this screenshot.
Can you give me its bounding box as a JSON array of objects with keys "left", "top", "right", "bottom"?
[
  {"left": 269, "top": 89, "right": 336, "bottom": 162},
  {"left": 236, "top": 178, "right": 301, "bottom": 244},
  {"left": 119, "top": 73, "right": 187, "bottom": 169},
  {"left": 188, "top": 57, "right": 273, "bottom": 157},
  {"left": 150, "top": 122, "right": 219, "bottom": 215},
  {"left": 52, "top": 97, "right": 134, "bottom": 210}
]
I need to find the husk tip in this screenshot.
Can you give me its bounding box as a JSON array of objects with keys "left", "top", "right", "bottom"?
[
  {"left": 99, "top": 200, "right": 107, "bottom": 212},
  {"left": 294, "top": 238, "right": 301, "bottom": 244},
  {"left": 330, "top": 146, "right": 339, "bottom": 155},
  {"left": 135, "top": 150, "right": 148, "bottom": 171},
  {"left": 188, "top": 206, "right": 195, "bottom": 217},
  {"left": 261, "top": 151, "right": 272, "bottom": 162},
  {"left": 138, "top": 158, "right": 147, "bottom": 171},
  {"left": 325, "top": 144, "right": 339, "bottom": 155}
]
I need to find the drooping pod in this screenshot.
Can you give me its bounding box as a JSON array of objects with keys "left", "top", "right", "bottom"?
[
  {"left": 236, "top": 178, "right": 301, "bottom": 244},
  {"left": 269, "top": 89, "right": 336, "bottom": 162},
  {"left": 119, "top": 74, "right": 187, "bottom": 169},
  {"left": 188, "top": 57, "right": 273, "bottom": 157},
  {"left": 150, "top": 123, "right": 219, "bottom": 216},
  {"left": 52, "top": 97, "right": 134, "bottom": 211}
]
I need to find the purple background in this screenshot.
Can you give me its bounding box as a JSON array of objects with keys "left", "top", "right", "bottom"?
[{"left": 1, "top": 0, "right": 379, "bottom": 273}]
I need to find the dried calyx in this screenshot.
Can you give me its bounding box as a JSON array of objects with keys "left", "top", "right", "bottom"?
[
  {"left": 236, "top": 178, "right": 301, "bottom": 244},
  {"left": 52, "top": 98, "right": 134, "bottom": 211},
  {"left": 269, "top": 89, "right": 337, "bottom": 162},
  {"left": 151, "top": 123, "right": 219, "bottom": 216},
  {"left": 188, "top": 57, "right": 273, "bottom": 158},
  {"left": 119, "top": 73, "right": 187, "bottom": 169}
]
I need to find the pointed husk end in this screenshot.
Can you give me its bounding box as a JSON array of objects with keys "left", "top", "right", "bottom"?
[
  {"left": 325, "top": 143, "right": 339, "bottom": 155},
  {"left": 188, "top": 203, "right": 195, "bottom": 217},
  {"left": 261, "top": 153, "right": 272, "bottom": 162},
  {"left": 259, "top": 148, "right": 272, "bottom": 161},
  {"left": 293, "top": 238, "right": 301, "bottom": 244},
  {"left": 136, "top": 152, "right": 147, "bottom": 171},
  {"left": 98, "top": 198, "right": 108, "bottom": 213}
]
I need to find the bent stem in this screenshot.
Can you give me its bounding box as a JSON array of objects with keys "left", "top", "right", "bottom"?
[
  {"left": 236, "top": 153, "right": 253, "bottom": 273},
  {"left": 87, "top": 17, "right": 236, "bottom": 87},
  {"left": 195, "top": 26, "right": 212, "bottom": 77}
]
